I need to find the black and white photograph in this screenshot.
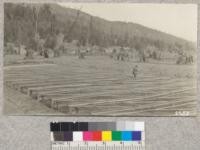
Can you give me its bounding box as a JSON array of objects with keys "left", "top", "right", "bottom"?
[{"left": 3, "top": 3, "right": 197, "bottom": 116}]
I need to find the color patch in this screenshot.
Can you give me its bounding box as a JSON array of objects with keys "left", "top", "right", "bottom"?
[
  {"left": 125, "top": 121, "right": 135, "bottom": 130},
  {"left": 102, "top": 131, "right": 112, "bottom": 141},
  {"left": 53, "top": 132, "right": 64, "bottom": 141},
  {"left": 74, "top": 122, "right": 89, "bottom": 131},
  {"left": 132, "top": 131, "right": 141, "bottom": 141},
  {"left": 73, "top": 132, "right": 83, "bottom": 141},
  {"left": 50, "top": 122, "right": 60, "bottom": 131},
  {"left": 112, "top": 131, "right": 121, "bottom": 141},
  {"left": 78, "top": 122, "right": 89, "bottom": 131},
  {"left": 122, "top": 131, "right": 132, "bottom": 141},
  {"left": 83, "top": 131, "right": 93, "bottom": 141},
  {"left": 93, "top": 131, "right": 102, "bottom": 141},
  {"left": 50, "top": 132, "right": 54, "bottom": 141},
  {"left": 60, "top": 122, "right": 73, "bottom": 131},
  {"left": 64, "top": 132, "right": 73, "bottom": 141},
  {"left": 134, "top": 122, "right": 144, "bottom": 131}
]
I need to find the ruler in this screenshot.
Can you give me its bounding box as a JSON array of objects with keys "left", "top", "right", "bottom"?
[{"left": 52, "top": 141, "right": 145, "bottom": 150}]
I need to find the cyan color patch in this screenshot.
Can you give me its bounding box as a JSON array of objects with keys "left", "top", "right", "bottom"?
[
  {"left": 132, "top": 131, "right": 142, "bottom": 141},
  {"left": 121, "top": 131, "right": 132, "bottom": 141}
]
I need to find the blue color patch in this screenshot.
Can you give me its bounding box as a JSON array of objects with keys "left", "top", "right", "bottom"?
[
  {"left": 121, "top": 131, "right": 132, "bottom": 141},
  {"left": 132, "top": 131, "right": 141, "bottom": 141}
]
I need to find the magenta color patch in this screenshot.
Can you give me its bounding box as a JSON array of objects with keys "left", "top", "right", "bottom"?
[{"left": 83, "top": 131, "right": 93, "bottom": 141}]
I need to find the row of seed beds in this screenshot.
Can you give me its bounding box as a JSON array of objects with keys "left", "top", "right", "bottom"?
[{"left": 4, "top": 63, "right": 196, "bottom": 116}]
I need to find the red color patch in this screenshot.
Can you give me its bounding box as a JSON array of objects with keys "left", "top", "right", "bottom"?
[{"left": 92, "top": 131, "right": 102, "bottom": 141}]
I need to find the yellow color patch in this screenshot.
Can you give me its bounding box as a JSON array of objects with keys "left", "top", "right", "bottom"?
[{"left": 102, "top": 131, "right": 112, "bottom": 141}]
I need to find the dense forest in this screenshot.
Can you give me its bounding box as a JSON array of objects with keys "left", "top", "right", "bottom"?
[{"left": 4, "top": 3, "right": 196, "bottom": 63}]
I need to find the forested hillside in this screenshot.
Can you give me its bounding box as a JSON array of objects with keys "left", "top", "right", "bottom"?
[{"left": 4, "top": 3, "right": 196, "bottom": 59}]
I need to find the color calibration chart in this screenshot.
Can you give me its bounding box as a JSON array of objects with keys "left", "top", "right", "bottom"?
[{"left": 50, "top": 121, "right": 145, "bottom": 150}]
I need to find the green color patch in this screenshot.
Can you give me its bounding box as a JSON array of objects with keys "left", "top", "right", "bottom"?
[{"left": 112, "top": 131, "right": 122, "bottom": 141}]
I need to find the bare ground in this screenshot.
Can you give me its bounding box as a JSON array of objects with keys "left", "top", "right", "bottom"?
[{"left": 3, "top": 55, "right": 197, "bottom": 116}]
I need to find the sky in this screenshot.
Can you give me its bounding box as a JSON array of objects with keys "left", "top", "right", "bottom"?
[{"left": 59, "top": 3, "right": 197, "bottom": 42}]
